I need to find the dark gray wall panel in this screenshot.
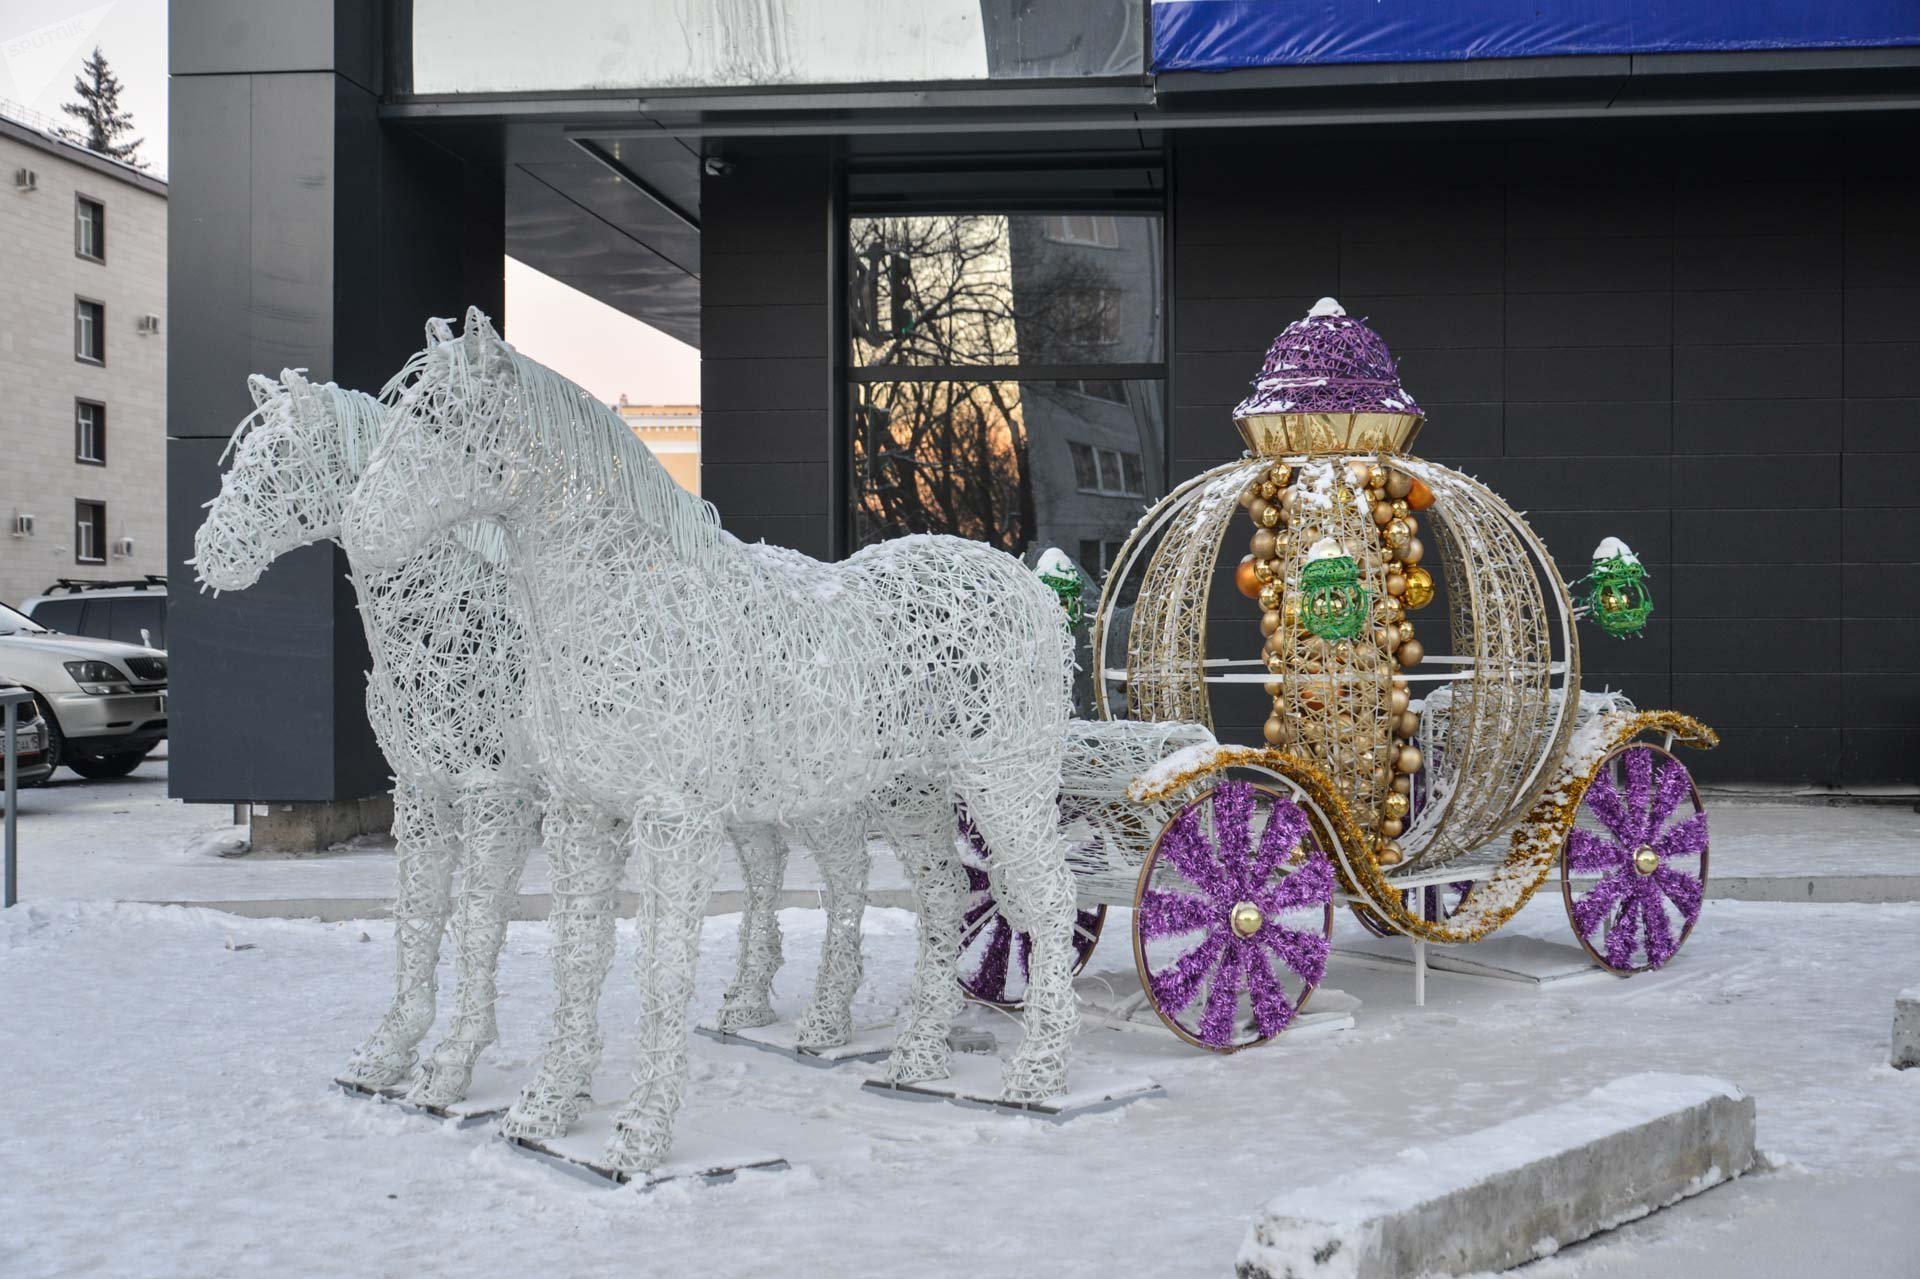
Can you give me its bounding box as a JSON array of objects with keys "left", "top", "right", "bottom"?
[{"left": 1172, "top": 121, "right": 1920, "bottom": 786}]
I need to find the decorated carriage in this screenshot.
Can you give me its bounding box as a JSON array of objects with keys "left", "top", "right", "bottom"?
[{"left": 957, "top": 299, "right": 1717, "bottom": 1052}]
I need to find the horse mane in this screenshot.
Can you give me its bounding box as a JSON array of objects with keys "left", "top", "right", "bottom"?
[{"left": 452, "top": 311, "right": 725, "bottom": 566}]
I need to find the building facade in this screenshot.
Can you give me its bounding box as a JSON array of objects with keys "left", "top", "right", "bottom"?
[
  {"left": 1, "top": 106, "right": 167, "bottom": 608},
  {"left": 617, "top": 401, "right": 701, "bottom": 494},
  {"left": 166, "top": 1, "right": 1920, "bottom": 809}
]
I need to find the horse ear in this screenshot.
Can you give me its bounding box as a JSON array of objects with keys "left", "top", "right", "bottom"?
[
  {"left": 426, "top": 316, "right": 455, "bottom": 346},
  {"left": 246, "top": 374, "right": 281, "bottom": 408},
  {"left": 461, "top": 307, "right": 505, "bottom": 364}
]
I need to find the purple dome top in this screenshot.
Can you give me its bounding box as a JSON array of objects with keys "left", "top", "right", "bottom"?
[{"left": 1233, "top": 299, "right": 1423, "bottom": 420}]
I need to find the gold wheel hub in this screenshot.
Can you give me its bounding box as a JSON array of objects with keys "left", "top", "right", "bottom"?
[
  {"left": 1633, "top": 844, "right": 1659, "bottom": 876},
  {"left": 1229, "top": 901, "right": 1265, "bottom": 938}
]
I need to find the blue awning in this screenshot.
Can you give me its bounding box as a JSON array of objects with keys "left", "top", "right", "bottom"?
[{"left": 1151, "top": 1, "right": 1920, "bottom": 73}]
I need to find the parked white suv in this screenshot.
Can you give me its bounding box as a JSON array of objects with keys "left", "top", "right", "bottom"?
[{"left": 0, "top": 600, "right": 168, "bottom": 783}]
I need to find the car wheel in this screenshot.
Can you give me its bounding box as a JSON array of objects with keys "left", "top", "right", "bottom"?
[
  {"left": 17, "top": 696, "right": 62, "bottom": 788},
  {"left": 66, "top": 748, "right": 151, "bottom": 780}
]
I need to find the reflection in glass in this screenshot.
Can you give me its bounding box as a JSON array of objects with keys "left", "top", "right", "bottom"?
[
  {"left": 852, "top": 379, "right": 1163, "bottom": 561},
  {"left": 849, "top": 213, "right": 1163, "bottom": 368}
]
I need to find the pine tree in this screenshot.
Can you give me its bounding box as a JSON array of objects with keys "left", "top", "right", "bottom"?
[{"left": 56, "top": 46, "right": 145, "bottom": 169}]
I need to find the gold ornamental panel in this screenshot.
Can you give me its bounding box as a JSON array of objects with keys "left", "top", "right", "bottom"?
[{"left": 1234, "top": 411, "right": 1423, "bottom": 458}]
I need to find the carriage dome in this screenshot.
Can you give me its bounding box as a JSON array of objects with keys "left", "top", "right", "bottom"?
[{"left": 1234, "top": 298, "right": 1425, "bottom": 457}]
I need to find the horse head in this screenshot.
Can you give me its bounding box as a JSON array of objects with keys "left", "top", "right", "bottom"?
[
  {"left": 346, "top": 308, "right": 526, "bottom": 571},
  {"left": 192, "top": 370, "right": 383, "bottom": 592}
]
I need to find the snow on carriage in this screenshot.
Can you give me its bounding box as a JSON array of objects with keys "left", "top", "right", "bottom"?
[{"left": 957, "top": 299, "right": 1717, "bottom": 1052}]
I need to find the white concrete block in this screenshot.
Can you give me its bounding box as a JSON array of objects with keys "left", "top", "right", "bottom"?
[
  {"left": 1237, "top": 1073, "right": 1755, "bottom": 1279},
  {"left": 1895, "top": 987, "right": 1920, "bottom": 1069}
]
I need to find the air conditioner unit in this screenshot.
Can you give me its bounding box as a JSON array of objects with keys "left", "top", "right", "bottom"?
[
  {"left": 13, "top": 168, "right": 36, "bottom": 192},
  {"left": 11, "top": 513, "right": 34, "bottom": 537},
  {"left": 137, "top": 313, "right": 161, "bottom": 335},
  {"left": 112, "top": 535, "right": 136, "bottom": 558}
]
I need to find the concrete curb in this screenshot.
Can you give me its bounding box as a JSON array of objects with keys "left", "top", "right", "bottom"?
[
  {"left": 1705, "top": 876, "right": 1920, "bottom": 904},
  {"left": 1237, "top": 1073, "right": 1755, "bottom": 1279},
  {"left": 1895, "top": 988, "right": 1919, "bottom": 1070}
]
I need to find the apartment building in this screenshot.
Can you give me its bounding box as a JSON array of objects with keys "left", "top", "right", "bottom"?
[
  {"left": 616, "top": 400, "right": 701, "bottom": 495},
  {"left": 0, "top": 104, "right": 167, "bottom": 608}
]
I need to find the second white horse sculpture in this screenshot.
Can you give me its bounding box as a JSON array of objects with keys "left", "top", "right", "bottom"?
[{"left": 345, "top": 311, "right": 1082, "bottom": 1173}]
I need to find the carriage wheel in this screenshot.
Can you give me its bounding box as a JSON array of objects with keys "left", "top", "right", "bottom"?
[
  {"left": 1349, "top": 880, "right": 1477, "bottom": 938},
  {"left": 953, "top": 809, "right": 1106, "bottom": 1010},
  {"left": 1132, "top": 780, "right": 1336, "bottom": 1053},
  {"left": 1561, "top": 741, "right": 1708, "bottom": 975}
]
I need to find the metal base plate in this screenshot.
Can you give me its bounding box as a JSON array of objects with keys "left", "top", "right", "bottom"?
[
  {"left": 1334, "top": 934, "right": 1612, "bottom": 986},
  {"left": 862, "top": 1052, "right": 1162, "bottom": 1119},
  {"left": 334, "top": 1063, "right": 520, "bottom": 1128},
  {"left": 506, "top": 1113, "right": 789, "bottom": 1189},
  {"left": 695, "top": 1019, "right": 893, "bottom": 1067}
]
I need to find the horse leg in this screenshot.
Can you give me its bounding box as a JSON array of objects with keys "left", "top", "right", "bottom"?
[
  {"left": 408, "top": 785, "right": 540, "bottom": 1107},
  {"left": 793, "top": 811, "right": 871, "bottom": 1051},
  {"left": 342, "top": 779, "right": 454, "bottom": 1087},
  {"left": 878, "top": 788, "right": 966, "bottom": 1085},
  {"left": 956, "top": 760, "right": 1077, "bottom": 1103},
  {"left": 715, "top": 823, "right": 787, "bottom": 1031},
  {"left": 606, "top": 810, "right": 723, "bottom": 1174},
  {"left": 501, "top": 800, "right": 627, "bottom": 1141}
]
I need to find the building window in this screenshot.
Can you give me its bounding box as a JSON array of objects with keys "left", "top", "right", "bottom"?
[
  {"left": 76, "top": 400, "right": 106, "bottom": 465},
  {"left": 1068, "top": 441, "right": 1145, "bottom": 497},
  {"left": 1042, "top": 214, "right": 1120, "bottom": 249},
  {"left": 75, "top": 298, "right": 104, "bottom": 364},
  {"left": 847, "top": 207, "right": 1165, "bottom": 559},
  {"left": 76, "top": 196, "right": 105, "bottom": 261},
  {"left": 75, "top": 500, "right": 106, "bottom": 564},
  {"left": 1077, "top": 538, "right": 1127, "bottom": 577}
]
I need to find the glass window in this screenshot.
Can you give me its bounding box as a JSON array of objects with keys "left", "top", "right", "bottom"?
[
  {"left": 76, "top": 299, "right": 104, "bottom": 363},
  {"left": 76, "top": 196, "right": 104, "bottom": 261},
  {"left": 76, "top": 400, "right": 105, "bottom": 464},
  {"left": 28, "top": 598, "right": 83, "bottom": 632},
  {"left": 848, "top": 206, "right": 1164, "bottom": 574},
  {"left": 75, "top": 500, "right": 105, "bottom": 563}
]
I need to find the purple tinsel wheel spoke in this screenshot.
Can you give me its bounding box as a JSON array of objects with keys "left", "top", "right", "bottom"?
[
  {"left": 1210, "top": 782, "right": 1256, "bottom": 879},
  {"left": 1136, "top": 889, "right": 1218, "bottom": 941},
  {"left": 1639, "top": 883, "right": 1678, "bottom": 968},
  {"left": 971, "top": 917, "right": 1013, "bottom": 1000},
  {"left": 962, "top": 894, "right": 998, "bottom": 929},
  {"left": 1243, "top": 944, "right": 1298, "bottom": 1039},
  {"left": 1604, "top": 893, "right": 1646, "bottom": 970},
  {"left": 1247, "top": 797, "right": 1311, "bottom": 884},
  {"left": 1251, "top": 854, "right": 1335, "bottom": 920},
  {"left": 1015, "top": 929, "right": 1031, "bottom": 981},
  {"left": 1583, "top": 766, "right": 1631, "bottom": 843},
  {"left": 1566, "top": 827, "right": 1626, "bottom": 874},
  {"left": 1653, "top": 865, "right": 1704, "bottom": 925},
  {"left": 1622, "top": 748, "right": 1654, "bottom": 843},
  {"left": 1149, "top": 929, "right": 1229, "bottom": 1016},
  {"left": 1571, "top": 870, "right": 1633, "bottom": 940},
  {"left": 1156, "top": 806, "right": 1232, "bottom": 899},
  {"left": 1257, "top": 922, "right": 1329, "bottom": 986},
  {"left": 1656, "top": 811, "right": 1709, "bottom": 860},
  {"left": 1196, "top": 943, "right": 1248, "bottom": 1048},
  {"left": 1648, "top": 756, "right": 1694, "bottom": 832}
]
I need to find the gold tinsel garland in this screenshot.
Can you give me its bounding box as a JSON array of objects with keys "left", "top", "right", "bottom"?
[{"left": 1333, "top": 711, "right": 1718, "bottom": 944}]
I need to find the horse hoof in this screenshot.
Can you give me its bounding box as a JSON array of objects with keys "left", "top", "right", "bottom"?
[
  {"left": 882, "top": 1042, "right": 951, "bottom": 1086},
  {"left": 794, "top": 1008, "right": 852, "bottom": 1051},
  {"left": 604, "top": 1119, "right": 669, "bottom": 1176},
  {"left": 999, "top": 1058, "right": 1067, "bottom": 1105},
  {"left": 406, "top": 1060, "right": 474, "bottom": 1109},
  {"left": 501, "top": 1081, "right": 590, "bottom": 1140},
  {"left": 340, "top": 1048, "right": 413, "bottom": 1089},
  {"left": 715, "top": 1001, "right": 777, "bottom": 1032}
]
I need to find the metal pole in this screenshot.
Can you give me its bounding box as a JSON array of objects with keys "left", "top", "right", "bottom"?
[{"left": 4, "top": 697, "right": 18, "bottom": 910}]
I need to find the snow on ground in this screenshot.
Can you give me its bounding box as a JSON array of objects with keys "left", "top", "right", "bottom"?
[
  {"left": 3, "top": 893, "right": 1917, "bottom": 1278},
  {"left": 9, "top": 756, "right": 1914, "bottom": 906}
]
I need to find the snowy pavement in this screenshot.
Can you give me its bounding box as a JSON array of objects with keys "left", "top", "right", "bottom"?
[
  {"left": 4, "top": 893, "right": 1918, "bottom": 1278},
  {"left": 8, "top": 755, "right": 1916, "bottom": 911}
]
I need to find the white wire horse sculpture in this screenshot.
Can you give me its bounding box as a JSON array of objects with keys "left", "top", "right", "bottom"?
[
  {"left": 189, "top": 359, "right": 864, "bottom": 1111},
  {"left": 190, "top": 366, "right": 541, "bottom": 1108},
  {"left": 345, "top": 310, "right": 1082, "bottom": 1173}
]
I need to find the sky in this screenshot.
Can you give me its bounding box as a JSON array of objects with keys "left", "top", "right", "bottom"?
[{"left": 0, "top": 0, "right": 702, "bottom": 407}]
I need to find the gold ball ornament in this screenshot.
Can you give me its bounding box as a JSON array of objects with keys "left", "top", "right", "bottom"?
[
  {"left": 1397, "top": 620, "right": 1416, "bottom": 644},
  {"left": 1383, "top": 791, "right": 1410, "bottom": 819},
  {"left": 1397, "top": 638, "right": 1426, "bottom": 668},
  {"left": 1397, "top": 710, "right": 1421, "bottom": 739},
  {"left": 1261, "top": 609, "right": 1283, "bottom": 637},
  {"left": 1259, "top": 581, "right": 1283, "bottom": 611},
  {"left": 1257, "top": 501, "right": 1282, "bottom": 528},
  {"left": 1373, "top": 500, "right": 1396, "bottom": 527},
  {"left": 1265, "top": 649, "right": 1289, "bottom": 674},
  {"left": 1384, "top": 519, "right": 1411, "bottom": 549},
  {"left": 1385, "top": 470, "right": 1413, "bottom": 500},
  {"left": 1402, "top": 565, "right": 1435, "bottom": 610},
  {"left": 1391, "top": 499, "right": 1409, "bottom": 519},
  {"left": 1268, "top": 464, "right": 1292, "bottom": 486},
  {"left": 1367, "top": 464, "right": 1387, "bottom": 489},
  {"left": 1633, "top": 844, "right": 1659, "bottom": 876},
  {"left": 1264, "top": 679, "right": 1283, "bottom": 697},
  {"left": 1386, "top": 572, "right": 1407, "bottom": 597},
  {"left": 1389, "top": 687, "right": 1411, "bottom": 715},
  {"left": 1255, "top": 556, "right": 1279, "bottom": 582},
  {"left": 1406, "top": 476, "right": 1435, "bottom": 510},
  {"left": 1403, "top": 536, "right": 1425, "bottom": 565},
  {"left": 1263, "top": 716, "right": 1287, "bottom": 745},
  {"left": 1236, "top": 556, "right": 1265, "bottom": 599},
  {"left": 1229, "top": 901, "right": 1266, "bottom": 938},
  {"left": 1397, "top": 744, "right": 1423, "bottom": 774},
  {"left": 1393, "top": 775, "right": 1413, "bottom": 795},
  {"left": 1375, "top": 842, "right": 1405, "bottom": 868},
  {"left": 1239, "top": 485, "right": 1258, "bottom": 508},
  {"left": 1381, "top": 817, "right": 1404, "bottom": 839},
  {"left": 1250, "top": 528, "right": 1277, "bottom": 560}
]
